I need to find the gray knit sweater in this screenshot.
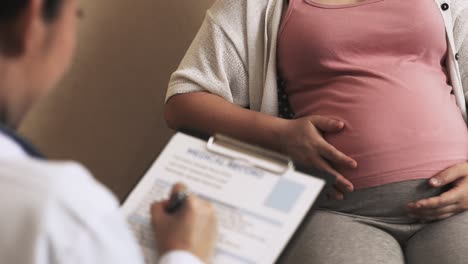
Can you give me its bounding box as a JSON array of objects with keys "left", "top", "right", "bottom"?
[{"left": 167, "top": 0, "right": 468, "bottom": 120}]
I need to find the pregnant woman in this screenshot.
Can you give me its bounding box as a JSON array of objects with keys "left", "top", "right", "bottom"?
[{"left": 164, "top": 0, "right": 468, "bottom": 263}]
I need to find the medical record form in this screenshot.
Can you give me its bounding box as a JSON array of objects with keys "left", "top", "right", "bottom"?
[{"left": 122, "top": 132, "right": 325, "bottom": 264}]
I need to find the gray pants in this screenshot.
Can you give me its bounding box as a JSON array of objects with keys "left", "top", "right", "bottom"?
[{"left": 278, "top": 180, "right": 468, "bottom": 264}]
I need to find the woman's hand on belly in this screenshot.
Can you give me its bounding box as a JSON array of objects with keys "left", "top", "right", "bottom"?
[
  {"left": 278, "top": 115, "right": 358, "bottom": 200},
  {"left": 407, "top": 162, "right": 468, "bottom": 221}
]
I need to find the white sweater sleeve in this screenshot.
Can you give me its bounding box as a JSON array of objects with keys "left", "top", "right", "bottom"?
[
  {"left": 166, "top": 6, "right": 249, "bottom": 107},
  {"left": 453, "top": 0, "right": 468, "bottom": 99}
]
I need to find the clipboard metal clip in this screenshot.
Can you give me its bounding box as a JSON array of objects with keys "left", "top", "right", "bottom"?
[{"left": 206, "top": 134, "right": 294, "bottom": 175}]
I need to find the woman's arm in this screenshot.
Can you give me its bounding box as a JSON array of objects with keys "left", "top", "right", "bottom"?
[
  {"left": 165, "top": 92, "right": 357, "bottom": 197},
  {"left": 165, "top": 92, "right": 286, "bottom": 152}
]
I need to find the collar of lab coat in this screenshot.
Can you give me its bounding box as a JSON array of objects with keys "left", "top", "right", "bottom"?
[{"left": 0, "top": 125, "right": 43, "bottom": 159}]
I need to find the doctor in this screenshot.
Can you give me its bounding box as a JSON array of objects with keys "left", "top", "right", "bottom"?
[{"left": 0, "top": 0, "right": 217, "bottom": 264}]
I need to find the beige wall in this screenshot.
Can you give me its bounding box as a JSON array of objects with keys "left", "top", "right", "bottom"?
[{"left": 19, "top": 0, "right": 214, "bottom": 201}]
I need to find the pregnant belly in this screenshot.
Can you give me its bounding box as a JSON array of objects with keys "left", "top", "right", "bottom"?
[{"left": 292, "top": 83, "right": 468, "bottom": 189}]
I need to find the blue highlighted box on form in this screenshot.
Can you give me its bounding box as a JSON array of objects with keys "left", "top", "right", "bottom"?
[{"left": 264, "top": 178, "right": 306, "bottom": 213}]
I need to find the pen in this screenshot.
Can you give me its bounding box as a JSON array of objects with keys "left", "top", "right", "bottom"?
[{"left": 165, "top": 190, "right": 188, "bottom": 214}]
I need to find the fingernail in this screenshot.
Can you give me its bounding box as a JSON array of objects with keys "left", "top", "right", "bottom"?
[
  {"left": 430, "top": 178, "right": 440, "bottom": 186},
  {"left": 347, "top": 185, "right": 354, "bottom": 192},
  {"left": 334, "top": 121, "right": 344, "bottom": 128},
  {"left": 349, "top": 161, "right": 357, "bottom": 168}
]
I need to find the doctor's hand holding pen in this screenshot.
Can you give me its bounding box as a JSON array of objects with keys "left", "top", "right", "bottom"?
[{"left": 151, "top": 183, "right": 218, "bottom": 263}]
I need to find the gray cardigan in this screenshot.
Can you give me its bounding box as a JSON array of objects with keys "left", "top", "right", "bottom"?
[{"left": 167, "top": 0, "right": 468, "bottom": 120}]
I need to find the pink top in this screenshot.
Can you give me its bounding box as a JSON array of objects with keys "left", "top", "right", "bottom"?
[{"left": 278, "top": 0, "right": 468, "bottom": 189}]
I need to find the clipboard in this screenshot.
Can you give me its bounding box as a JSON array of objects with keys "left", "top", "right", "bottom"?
[
  {"left": 180, "top": 128, "right": 334, "bottom": 186},
  {"left": 182, "top": 129, "right": 334, "bottom": 263},
  {"left": 123, "top": 129, "right": 330, "bottom": 264}
]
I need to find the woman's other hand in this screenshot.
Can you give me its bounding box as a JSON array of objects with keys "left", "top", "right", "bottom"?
[
  {"left": 407, "top": 162, "right": 468, "bottom": 221},
  {"left": 151, "top": 184, "right": 218, "bottom": 263},
  {"left": 278, "top": 115, "right": 358, "bottom": 200}
]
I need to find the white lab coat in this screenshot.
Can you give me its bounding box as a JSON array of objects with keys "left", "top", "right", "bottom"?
[{"left": 0, "top": 132, "right": 202, "bottom": 264}]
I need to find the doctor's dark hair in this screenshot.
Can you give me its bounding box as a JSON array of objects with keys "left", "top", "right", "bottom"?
[{"left": 0, "top": 0, "right": 63, "bottom": 23}]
